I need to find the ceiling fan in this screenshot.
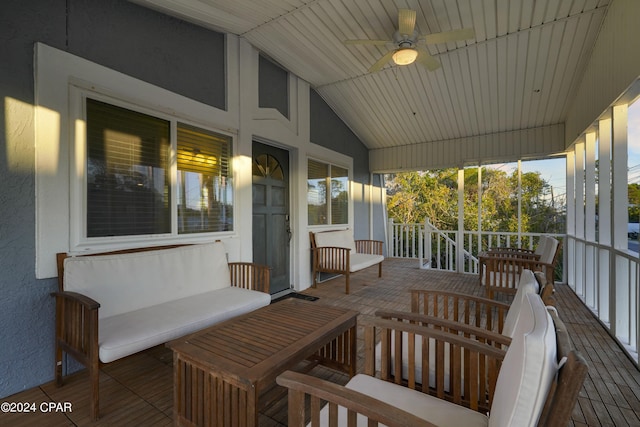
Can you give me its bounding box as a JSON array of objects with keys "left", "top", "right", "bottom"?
[{"left": 343, "top": 8, "right": 475, "bottom": 73}]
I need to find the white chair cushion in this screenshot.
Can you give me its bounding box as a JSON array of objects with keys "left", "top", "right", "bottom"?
[
  {"left": 63, "top": 242, "right": 231, "bottom": 319},
  {"left": 488, "top": 293, "right": 557, "bottom": 427},
  {"left": 314, "top": 229, "right": 357, "bottom": 253},
  {"left": 350, "top": 253, "right": 384, "bottom": 272},
  {"left": 534, "top": 236, "right": 548, "bottom": 257},
  {"left": 502, "top": 269, "right": 540, "bottom": 337},
  {"left": 540, "top": 237, "right": 558, "bottom": 264},
  {"left": 315, "top": 374, "right": 488, "bottom": 427},
  {"left": 98, "top": 287, "right": 270, "bottom": 363}
]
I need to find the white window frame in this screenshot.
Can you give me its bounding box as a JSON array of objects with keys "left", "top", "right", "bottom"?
[
  {"left": 35, "top": 42, "right": 240, "bottom": 278},
  {"left": 307, "top": 157, "right": 351, "bottom": 227},
  {"left": 69, "top": 88, "right": 236, "bottom": 250}
]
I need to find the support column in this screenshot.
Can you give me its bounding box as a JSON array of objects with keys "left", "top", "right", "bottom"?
[
  {"left": 457, "top": 168, "right": 465, "bottom": 273},
  {"left": 575, "top": 140, "right": 586, "bottom": 297},
  {"left": 612, "top": 104, "right": 629, "bottom": 341},
  {"left": 585, "top": 132, "right": 597, "bottom": 308},
  {"left": 599, "top": 117, "right": 612, "bottom": 324},
  {"left": 566, "top": 151, "right": 576, "bottom": 289}
]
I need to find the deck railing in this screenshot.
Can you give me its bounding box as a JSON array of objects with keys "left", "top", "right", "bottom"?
[
  {"left": 567, "top": 237, "right": 640, "bottom": 363},
  {"left": 387, "top": 219, "right": 564, "bottom": 279},
  {"left": 387, "top": 219, "right": 640, "bottom": 365}
]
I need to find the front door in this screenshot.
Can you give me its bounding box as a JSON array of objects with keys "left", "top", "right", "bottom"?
[{"left": 252, "top": 142, "right": 291, "bottom": 295}]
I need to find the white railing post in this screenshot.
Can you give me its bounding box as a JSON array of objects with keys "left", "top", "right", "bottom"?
[
  {"left": 418, "top": 221, "right": 423, "bottom": 265},
  {"left": 387, "top": 218, "right": 394, "bottom": 257},
  {"left": 426, "top": 220, "right": 432, "bottom": 268}
]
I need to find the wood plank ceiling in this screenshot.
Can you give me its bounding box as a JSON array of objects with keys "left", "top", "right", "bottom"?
[{"left": 131, "top": 0, "right": 610, "bottom": 153}]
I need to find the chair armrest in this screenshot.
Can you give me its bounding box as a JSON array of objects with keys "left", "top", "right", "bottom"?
[
  {"left": 51, "top": 291, "right": 100, "bottom": 310},
  {"left": 355, "top": 239, "right": 384, "bottom": 255},
  {"left": 228, "top": 262, "right": 271, "bottom": 294},
  {"left": 50, "top": 291, "right": 100, "bottom": 365},
  {"left": 276, "top": 370, "right": 437, "bottom": 427},
  {"left": 410, "top": 289, "right": 511, "bottom": 334}
]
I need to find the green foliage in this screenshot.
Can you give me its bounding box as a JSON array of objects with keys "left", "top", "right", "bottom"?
[
  {"left": 386, "top": 167, "right": 565, "bottom": 234},
  {"left": 630, "top": 183, "right": 640, "bottom": 223},
  {"left": 386, "top": 170, "right": 457, "bottom": 230}
]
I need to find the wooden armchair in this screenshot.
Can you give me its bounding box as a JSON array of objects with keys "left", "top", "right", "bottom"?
[
  {"left": 310, "top": 230, "right": 384, "bottom": 294},
  {"left": 479, "top": 236, "right": 560, "bottom": 299},
  {"left": 277, "top": 293, "right": 587, "bottom": 427},
  {"left": 410, "top": 268, "right": 553, "bottom": 335},
  {"left": 372, "top": 269, "right": 560, "bottom": 393},
  {"left": 484, "top": 234, "right": 551, "bottom": 259}
]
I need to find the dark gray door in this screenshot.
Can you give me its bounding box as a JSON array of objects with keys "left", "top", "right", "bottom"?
[{"left": 252, "top": 142, "right": 290, "bottom": 295}]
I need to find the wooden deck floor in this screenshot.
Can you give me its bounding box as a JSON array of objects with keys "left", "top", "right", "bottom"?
[{"left": 3, "top": 258, "right": 640, "bottom": 426}]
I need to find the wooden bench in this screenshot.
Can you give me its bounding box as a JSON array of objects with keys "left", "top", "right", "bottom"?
[
  {"left": 51, "top": 242, "right": 271, "bottom": 420},
  {"left": 277, "top": 292, "right": 587, "bottom": 426},
  {"left": 310, "top": 229, "right": 384, "bottom": 294}
]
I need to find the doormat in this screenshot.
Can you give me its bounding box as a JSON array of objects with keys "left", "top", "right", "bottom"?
[{"left": 273, "top": 292, "right": 319, "bottom": 303}]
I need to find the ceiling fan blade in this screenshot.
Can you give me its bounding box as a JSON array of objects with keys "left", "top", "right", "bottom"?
[
  {"left": 369, "top": 50, "right": 396, "bottom": 73},
  {"left": 398, "top": 9, "right": 416, "bottom": 36},
  {"left": 423, "top": 28, "right": 475, "bottom": 45},
  {"left": 343, "top": 39, "right": 391, "bottom": 46},
  {"left": 416, "top": 49, "right": 441, "bottom": 71}
]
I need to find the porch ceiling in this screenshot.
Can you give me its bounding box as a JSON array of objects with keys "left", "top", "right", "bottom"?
[{"left": 130, "top": 0, "right": 610, "bottom": 154}]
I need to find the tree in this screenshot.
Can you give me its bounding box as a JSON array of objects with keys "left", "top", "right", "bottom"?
[
  {"left": 629, "top": 183, "right": 640, "bottom": 223},
  {"left": 386, "top": 170, "right": 457, "bottom": 229},
  {"left": 386, "top": 166, "right": 563, "bottom": 235}
]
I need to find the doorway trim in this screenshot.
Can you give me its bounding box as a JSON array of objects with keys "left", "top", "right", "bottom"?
[{"left": 252, "top": 137, "right": 297, "bottom": 296}]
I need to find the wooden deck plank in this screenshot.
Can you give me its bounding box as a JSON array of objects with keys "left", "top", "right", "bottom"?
[{"left": 3, "top": 258, "right": 640, "bottom": 426}]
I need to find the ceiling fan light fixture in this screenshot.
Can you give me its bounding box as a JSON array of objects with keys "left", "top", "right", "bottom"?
[{"left": 392, "top": 48, "right": 418, "bottom": 65}]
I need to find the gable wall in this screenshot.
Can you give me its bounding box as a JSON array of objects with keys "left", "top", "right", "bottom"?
[{"left": 1, "top": 0, "right": 375, "bottom": 398}]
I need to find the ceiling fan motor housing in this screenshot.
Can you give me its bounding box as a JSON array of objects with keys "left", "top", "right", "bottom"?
[{"left": 393, "top": 30, "right": 419, "bottom": 48}]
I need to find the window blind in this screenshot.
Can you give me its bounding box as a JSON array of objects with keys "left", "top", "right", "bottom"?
[
  {"left": 86, "top": 98, "right": 171, "bottom": 237},
  {"left": 176, "top": 123, "right": 233, "bottom": 233},
  {"left": 331, "top": 165, "right": 349, "bottom": 225},
  {"left": 307, "top": 159, "right": 329, "bottom": 225}
]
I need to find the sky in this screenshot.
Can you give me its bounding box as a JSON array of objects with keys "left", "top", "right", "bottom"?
[
  {"left": 627, "top": 100, "right": 640, "bottom": 184},
  {"left": 485, "top": 98, "right": 640, "bottom": 201}
]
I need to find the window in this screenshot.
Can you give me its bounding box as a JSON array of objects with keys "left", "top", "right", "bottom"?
[
  {"left": 86, "top": 99, "right": 171, "bottom": 237},
  {"left": 307, "top": 159, "right": 349, "bottom": 225},
  {"left": 84, "top": 97, "right": 233, "bottom": 241},
  {"left": 177, "top": 124, "right": 232, "bottom": 233}
]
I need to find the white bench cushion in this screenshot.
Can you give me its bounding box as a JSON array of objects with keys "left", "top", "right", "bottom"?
[
  {"left": 316, "top": 374, "right": 488, "bottom": 427},
  {"left": 314, "top": 229, "right": 357, "bottom": 252},
  {"left": 350, "top": 253, "right": 384, "bottom": 272},
  {"left": 64, "top": 242, "right": 231, "bottom": 319},
  {"left": 99, "top": 287, "right": 270, "bottom": 363}
]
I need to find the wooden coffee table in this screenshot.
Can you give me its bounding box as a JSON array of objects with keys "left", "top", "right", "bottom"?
[{"left": 167, "top": 298, "right": 358, "bottom": 426}]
